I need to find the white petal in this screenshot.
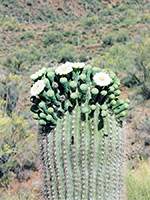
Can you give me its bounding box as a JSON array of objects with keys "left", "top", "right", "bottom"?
[
  {"left": 55, "top": 63, "right": 73, "bottom": 75},
  {"left": 93, "top": 72, "right": 112, "bottom": 86},
  {"left": 30, "top": 80, "right": 45, "bottom": 96}
]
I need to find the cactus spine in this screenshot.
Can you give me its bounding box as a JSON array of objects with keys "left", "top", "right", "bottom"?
[{"left": 30, "top": 63, "right": 129, "bottom": 200}]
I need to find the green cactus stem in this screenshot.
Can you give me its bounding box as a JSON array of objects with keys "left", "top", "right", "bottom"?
[{"left": 30, "top": 62, "right": 129, "bottom": 200}]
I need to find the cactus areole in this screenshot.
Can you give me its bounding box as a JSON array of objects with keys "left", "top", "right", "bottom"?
[{"left": 30, "top": 62, "right": 129, "bottom": 200}]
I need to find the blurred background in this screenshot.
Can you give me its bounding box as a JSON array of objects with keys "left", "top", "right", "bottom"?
[{"left": 0, "top": 0, "right": 150, "bottom": 199}]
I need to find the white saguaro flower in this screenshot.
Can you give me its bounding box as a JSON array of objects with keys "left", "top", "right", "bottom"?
[
  {"left": 36, "top": 67, "right": 46, "bottom": 77},
  {"left": 93, "top": 72, "right": 112, "bottom": 86},
  {"left": 55, "top": 63, "right": 73, "bottom": 75},
  {"left": 30, "top": 73, "right": 39, "bottom": 80},
  {"left": 30, "top": 67, "right": 46, "bottom": 80},
  {"left": 72, "top": 62, "right": 85, "bottom": 69},
  {"left": 30, "top": 80, "right": 45, "bottom": 96}
]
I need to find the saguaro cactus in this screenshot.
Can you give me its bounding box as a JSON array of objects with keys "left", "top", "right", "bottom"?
[{"left": 30, "top": 62, "right": 129, "bottom": 200}]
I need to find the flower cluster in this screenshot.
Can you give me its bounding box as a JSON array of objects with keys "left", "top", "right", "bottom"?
[
  {"left": 55, "top": 62, "right": 85, "bottom": 75},
  {"left": 30, "top": 61, "right": 129, "bottom": 127},
  {"left": 30, "top": 63, "right": 113, "bottom": 97}
]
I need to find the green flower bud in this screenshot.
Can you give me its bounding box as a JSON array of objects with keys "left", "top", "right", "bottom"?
[
  {"left": 91, "top": 88, "right": 99, "bottom": 101},
  {"left": 81, "top": 107, "right": 89, "bottom": 113},
  {"left": 108, "top": 86, "right": 115, "bottom": 93},
  {"left": 60, "top": 77, "right": 68, "bottom": 93},
  {"left": 48, "top": 107, "right": 54, "bottom": 114},
  {"left": 44, "top": 78, "right": 51, "bottom": 89},
  {"left": 114, "top": 90, "right": 121, "bottom": 96},
  {"left": 84, "top": 64, "right": 92, "bottom": 70},
  {"left": 100, "top": 90, "right": 107, "bottom": 96},
  {"left": 92, "top": 67, "right": 101, "bottom": 73},
  {"left": 79, "top": 74, "right": 86, "bottom": 83},
  {"left": 60, "top": 77, "right": 67, "bottom": 84},
  {"left": 101, "top": 110, "right": 107, "bottom": 118},
  {"left": 33, "top": 113, "right": 40, "bottom": 120},
  {"left": 112, "top": 99, "right": 124, "bottom": 109},
  {"left": 47, "top": 107, "right": 58, "bottom": 120},
  {"left": 125, "top": 98, "right": 130, "bottom": 104},
  {"left": 39, "top": 112, "right": 47, "bottom": 119},
  {"left": 46, "top": 90, "right": 54, "bottom": 98},
  {"left": 90, "top": 104, "right": 97, "bottom": 111},
  {"left": 80, "top": 84, "right": 88, "bottom": 93},
  {"left": 39, "top": 102, "right": 48, "bottom": 113},
  {"left": 69, "top": 81, "right": 77, "bottom": 92},
  {"left": 70, "top": 92, "right": 78, "bottom": 100},
  {"left": 109, "top": 71, "right": 116, "bottom": 79},
  {"left": 115, "top": 103, "right": 129, "bottom": 114},
  {"left": 46, "top": 114, "right": 53, "bottom": 121},
  {"left": 91, "top": 88, "right": 99, "bottom": 95},
  {"left": 108, "top": 100, "right": 117, "bottom": 108},
  {"left": 113, "top": 84, "right": 119, "bottom": 90},
  {"left": 116, "top": 111, "right": 127, "bottom": 119},
  {"left": 115, "top": 78, "right": 121, "bottom": 86},
  {"left": 101, "top": 104, "right": 107, "bottom": 111},
  {"left": 46, "top": 90, "right": 60, "bottom": 107},
  {"left": 101, "top": 69, "right": 108, "bottom": 73},
  {"left": 39, "top": 119, "right": 47, "bottom": 125},
  {"left": 109, "top": 94, "right": 115, "bottom": 100},
  {"left": 47, "top": 71, "right": 54, "bottom": 83}
]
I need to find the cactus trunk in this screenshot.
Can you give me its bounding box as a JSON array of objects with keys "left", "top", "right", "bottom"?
[
  {"left": 38, "top": 103, "right": 126, "bottom": 200},
  {"left": 30, "top": 63, "right": 129, "bottom": 200}
]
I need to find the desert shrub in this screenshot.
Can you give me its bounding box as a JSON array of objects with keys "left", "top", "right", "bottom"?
[
  {"left": 102, "top": 33, "right": 116, "bottom": 46},
  {"left": 79, "top": 53, "right": 88, "bottom": 62},
  {"left": 126, "top": 162, "right": 150, "bottom": 200},
  {"left": 0, "top": 73, "right": 22, "bottom": 115},
  {"left": 0, "top": 113, "right": 37, "bottom": 187},
  {"left": 2, "top": 18, "right": 20, "bottom": 31},
  {"left": 85, "top": 38, "right": 97, "bottom": 45},
  {"left": 58, "top": 44, "right": 76, "bottom": 63},
  {"left": 19, "top": 30, "right": 34, "bottom": 40},
  {"left": 116, "top": 30, "right": 130, "bottom": 43},
  {"left": 130, "top": 33, "right": 150, "bottom": 99},
  {"left": 137, "top": 14, "right": 150, "bottom": 23},
  {"left": 43, "top": 32, "right": 63, "bottom": 47},
  {"left": 94, "top": 44, "right": 131, "bottom": 72},
  {"left": 80, "top": 15, "right": 98, "bottom": 27}
]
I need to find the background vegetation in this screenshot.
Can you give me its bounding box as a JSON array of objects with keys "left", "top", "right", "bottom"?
[{"left": 0, "top": 0, "right": 150, "bottom": 199}]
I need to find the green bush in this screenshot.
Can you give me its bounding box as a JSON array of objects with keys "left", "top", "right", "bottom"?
[
  {"left": 126, "top": 162, "right": 150, "bottom": 200},
  {"left": 116, "top": 30, "right": 130, "bottom": 43},
  {"left": 0, "top": 113, "right": 36, "bottom": 187},
  {"left": 130, "top": 33, "right": 150, "bottom": 99},
  {"left": 2, "top": 18, "right": 20, "bottom": 31},
  {"left": 43, "top": 32, "right": 63, "bottom": 47},
  {"left": 58, "top": 44, "right": 76, "bottom": 63},
  {"left": 102, "top": 33, "right": 116, "bottom": 46}
]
